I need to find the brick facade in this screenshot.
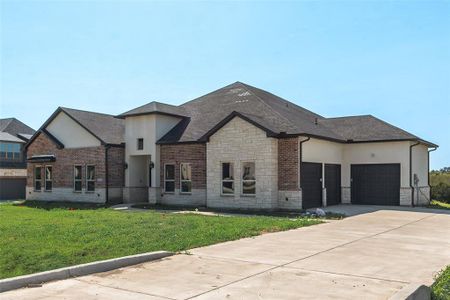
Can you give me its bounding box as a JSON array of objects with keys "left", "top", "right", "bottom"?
[
  {"left": 27, "top": 132, "right": 106, "bottom": 189},
  {"left": 159, "top": 143, "right": 206, "bottom": 190},
  {"left": 107, "top": 145, "right": 125, "bottom": 188},
  {"left": 26, "top": 132, "right": 124, "bottom": 203},
  {"left": 278, "top": 137, "right": 299, "bottom": 191}
]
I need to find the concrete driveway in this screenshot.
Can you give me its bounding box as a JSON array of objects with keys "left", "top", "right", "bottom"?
[{"left": 3, "top": 206, "right": 450, "bottom": 299}]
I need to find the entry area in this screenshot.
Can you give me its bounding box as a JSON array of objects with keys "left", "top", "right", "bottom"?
[
  {"left": 124, "top": 155, "right": 151, "bottom": 203},
  {"left": 351, "top": 163, "right": 400, "bottom": 205}
]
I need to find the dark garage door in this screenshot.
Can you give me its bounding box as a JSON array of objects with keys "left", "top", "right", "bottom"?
[
  {"left": 351, "top": 164, "right": 400, "bottom": 205},
  {"left": 325, "top": 164, "right": 341, "bottom": 206},
  {"left": 0, "top": 178, "right": 26, "bottom": 200},
  {"left": 301, "top": 162, "right": 322, "bottom": 209}
]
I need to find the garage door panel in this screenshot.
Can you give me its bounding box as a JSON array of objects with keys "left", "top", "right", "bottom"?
[
  {"left": 301, "top": 162, "right": 322, "bottom": 209},
  {"left": 351, "top": 164, "right": 400, "bottom": 205},
  {"left": 0, "top": 178, "right": 26, "bottom": 200},
  {"left": 325, "top": 164, "right": 341, "bottom": 206}
]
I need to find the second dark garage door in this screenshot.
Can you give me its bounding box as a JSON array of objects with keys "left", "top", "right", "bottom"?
[{"left": 351, "top": 164, "right": 400, "bottom": 206}]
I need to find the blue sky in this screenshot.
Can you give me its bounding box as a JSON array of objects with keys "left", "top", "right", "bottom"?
[{"left": 1, "top": 1, "right": 449, "bottom": 169}]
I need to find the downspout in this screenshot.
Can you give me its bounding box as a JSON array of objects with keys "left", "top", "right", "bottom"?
[
  {"left": 428, "top": 146, "right": 438, "bottom": 199},
  {"left": 105, "top": 145, "right": 110, "bottom": 205},
  {"left": 409, "top": 141, "right": 420, "bottom": 207},
  {"left": 299, "top": 137, "right": 311, "bottom": 189}
]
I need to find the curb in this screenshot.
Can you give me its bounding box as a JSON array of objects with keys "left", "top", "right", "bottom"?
[
  {"left": 389, "top": 283, "right": 431, "bottom": 300},
  {"left": 0, "top": 250, "right": 173, "bottom": 293}
]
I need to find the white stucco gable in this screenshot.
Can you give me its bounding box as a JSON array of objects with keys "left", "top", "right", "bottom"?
[{"left": 46, "top": 111, "right": 101, "bottom": 148}]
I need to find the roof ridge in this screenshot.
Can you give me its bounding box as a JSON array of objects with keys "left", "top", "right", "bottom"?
[
  {"left": 325, "top": 114, "right": 372, "bottom": 120},
  {"left": 60, "top": 106, "right": 117, "bottom": 118},
  {"left": 180, "top": 82, "right": 242, "bottom": 106},
  {"left": 236, "top": 82, "right": 298, "bottom": 131},
  {"left": 238, "top": 82, "right": 324, "bottom": 119}
]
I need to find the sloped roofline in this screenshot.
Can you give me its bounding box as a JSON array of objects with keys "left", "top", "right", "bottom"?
[
  {"left": 25, "top": 107, "right": 109, "bottom": 149},
  {"left": 182, "top": 110, "right": 437, "bottom": 147}
]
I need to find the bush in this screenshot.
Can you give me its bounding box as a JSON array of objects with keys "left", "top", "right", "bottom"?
[
  {"left": 431, "top": 183, "right": 450, "bottom": 203},
  {"left": 430, "top": 171, "right": 450, "bottom": 204}
]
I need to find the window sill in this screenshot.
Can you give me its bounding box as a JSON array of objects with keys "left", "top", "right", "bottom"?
[
  {"left": 34, "top": 190, "right": 42, "bottom": 192},
  {"left": 44, "top": 190, "right": 52, "bottom": 192},
  {"left": 85, "top": 191, "right": 96, "bottom": 193},
  {"left": 180, "top": 192, "right": 192, "bottom": 195},
  {"left": 221, "top": 194, "right": 235, "bottom": 197},
  {"left": 73, "top": 191, "right": 82, "bottom": 193},
  {"left": 164, "top": 192, "right": 175, "bottom": 194},
  {"left": 240, "top": 194, "right": 256, "bottom": 197}
]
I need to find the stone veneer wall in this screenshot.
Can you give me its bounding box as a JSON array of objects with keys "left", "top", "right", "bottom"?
[
  {"left": 206, "top": 117, "right": 278, "bottom": 210},
  {"left": 414, "top": 186, "right": 431, "bottom": 206},
  {"left": 159, "top": 143, "right": 206, "bottom": 206},
  {"left": 400, "top": 187, "right": 412, "bottom": 206},
  {"left": 26, "top": 132, "right": 124, "bottom": 203}
]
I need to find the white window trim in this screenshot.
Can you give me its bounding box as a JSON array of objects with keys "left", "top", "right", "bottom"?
[
  {"left": 44, "top": 165, "right": 52, "bottom": 192},
  {"left": 86, "top": 165, "right": 96, "bottom": 193},
  {"left": 73, "top": 165, "right": 83, "bottom": 192},
  {"left": 221, "top": 162, "right": 235, "bottom": 196},
  {"left": 164, "top": 164, "right": 175, "bottom": 194},
  {"left": 34, "top": 165, "right": 42, "bottom": 192},
  {"left": 180, "top": 163, "right": 192, "bottom": 194},
  {"left": 241, "top": 161, "right": 256, "bottom": 196}
]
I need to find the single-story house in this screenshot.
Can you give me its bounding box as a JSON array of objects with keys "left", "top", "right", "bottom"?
[
  {"left": 25, "top": 82, "right": 437, "bottom": 209},
  {"left": 1, "top": 118, "right": 35, "bottom": 200}
]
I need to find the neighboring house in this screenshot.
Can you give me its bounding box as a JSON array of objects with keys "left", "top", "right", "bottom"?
[
  {"left": 26, "top": 82, "right": 437, "bottom": 209},
  {"left": 0, "top": 118, "right": 35, "bottom": 200}
]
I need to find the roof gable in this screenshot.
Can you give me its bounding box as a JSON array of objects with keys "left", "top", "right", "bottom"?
[
  {"left": 26, "top": 107, "right": 124, "bottom": 149},
  {"left": 116, "top": 101, "right": 187, "bottom": 119}
]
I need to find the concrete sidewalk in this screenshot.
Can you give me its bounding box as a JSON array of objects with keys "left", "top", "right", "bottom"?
[{"left": 2, "top": 208, "right": 450, "bottom": 299}]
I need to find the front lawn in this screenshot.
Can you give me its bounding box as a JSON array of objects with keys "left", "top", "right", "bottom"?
[
  {"left": 431, "top": 266, "right": 450, "bottom": 300},
  {"left": 0, "top": 201, "right": 321, "bottom": 279}
]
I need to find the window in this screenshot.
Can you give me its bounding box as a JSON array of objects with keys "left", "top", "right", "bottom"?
[
  {"left": 242, "top": 162, "right": 256, "bottom": 195},
  {"left": 0, "top": 142, "right": 21, "bottom": 160},
  {"left": 86, "top": 165, "right": 95, "bottom": 192},
  {"left": 180, "top": 163, "right": 192, "bottom": 193},
  {"left": 221, "top": 162, "right": 234, "bottom": 195},
  {"left": 74, "top": 166, "right": 82, "bottom": 192},
  {"left": 164, "top": 164, "right": 175, "bottom": 193},
  {"left": 137, "top": 138, "right": 144, "bottom": 150},
  {"left": 34, "top": 166, "right": 42, "bottom": 191},
  {"left": 45, "top": 166, "right": 52, "bottom": 191}
]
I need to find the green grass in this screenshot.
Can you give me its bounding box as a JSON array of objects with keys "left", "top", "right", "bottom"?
[
  {"left": 0, "top": 201, "right": 321, "bottom": 279},
  {"left": 428, "top": 200, "right": 450, "bottom": 210},
  {"left": 431, "top": 266, "right": 450, "bottom": 300}
]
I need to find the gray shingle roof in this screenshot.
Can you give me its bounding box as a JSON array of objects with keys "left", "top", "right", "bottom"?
[
  {"left": 157, "top": 82, "right": 435, "bottom": 146},
  {"left": 0, "top": 118, "right": 35, "bottom": 137},
  {"left": 116, "top": 101, "right": 188, "bottom": 119},
  {"left": 159, "top": 82, "right": 344, "bottom": 143},
  {"left": 61, "top": 107, "right": 125, "bottom": 145},
  {"left": 321, "top": 115, "right": 436, "bottom": 146},
  {"left": 0, "top": 132, "right": 26, "bottom": 143}
]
